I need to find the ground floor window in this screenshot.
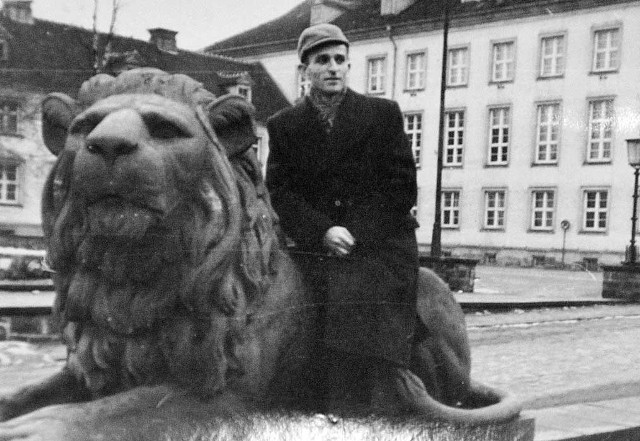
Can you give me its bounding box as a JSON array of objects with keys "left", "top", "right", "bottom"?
[
  {"left": 441, "top": 190, "right": 460, "bottom": 228},
  {"left": 582, "top": 189, "right": 608, "bottom": 232},
  {"left": 0, "top": 162, "right": 19, "bottom": 204},
  {"left": 484, "top": 189, "right": 506, "bottom": 229},
  {"left": 531, "top": 189, "right": 555, "bottom": 231}
]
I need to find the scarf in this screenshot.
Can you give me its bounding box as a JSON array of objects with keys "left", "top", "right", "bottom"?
[{"left": 308, "top": 87, "right": 347, "bottom": 133}]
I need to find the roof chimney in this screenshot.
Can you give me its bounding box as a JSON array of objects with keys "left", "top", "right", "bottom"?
[
  {"left": 380, "top": 0, "right": 418, "bottom": 15},
  {"left": 310, "top": 0, "right": 361, "bottom": 25},
  {"left": 148, "top": 28, "right": 178, "bottom": 53},
  {"left": 3, "top": 0, "right": 33, "bottom": 24}
]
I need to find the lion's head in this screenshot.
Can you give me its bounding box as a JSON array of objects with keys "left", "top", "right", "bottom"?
[{"left": 41, "top": 68, "right": 279, "bottom": 396}]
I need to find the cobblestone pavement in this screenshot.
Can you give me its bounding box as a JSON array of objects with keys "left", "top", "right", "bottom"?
[
  {"left": 0, "top": 341, "right": 64, "bottom": 394},
  {"left": 468, "top": 304, "right": 640, "bottom": 409}
]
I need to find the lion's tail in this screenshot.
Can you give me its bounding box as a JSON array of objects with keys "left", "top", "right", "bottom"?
[
  {"left": 397, "top": 370, "right": 524, "bottom": 425},
  {"left": 412, "top": 267, "right": 524, "bottom": 424}
]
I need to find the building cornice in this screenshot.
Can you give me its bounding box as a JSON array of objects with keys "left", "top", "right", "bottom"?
[{"left": 210, "top": 0, "right": 640, "bottom": 59}]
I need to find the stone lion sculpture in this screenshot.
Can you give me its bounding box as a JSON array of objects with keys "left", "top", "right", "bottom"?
[{"left": 0, "top": 69, "right": 521, "bottom": 440}]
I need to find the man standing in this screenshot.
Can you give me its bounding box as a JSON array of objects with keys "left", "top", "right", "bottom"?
[{"left": 266, "top": 23, "right": 420, "bottom": 413}]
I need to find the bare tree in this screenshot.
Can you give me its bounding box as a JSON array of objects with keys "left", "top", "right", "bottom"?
[{"left": 92, "top": 0, "right": 121, "bottom": 74}]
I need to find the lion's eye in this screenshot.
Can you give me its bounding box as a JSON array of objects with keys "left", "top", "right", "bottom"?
[
  {"left": 143, "top": 114, "right": 190, "bottom": 139},
  {"left": 69, "top": 115, "right": 103, "bottom": 136}
]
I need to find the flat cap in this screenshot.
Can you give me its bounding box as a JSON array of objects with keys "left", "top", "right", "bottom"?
[{"left": 297, "top": 23, "right": 349, "bottom": 62}]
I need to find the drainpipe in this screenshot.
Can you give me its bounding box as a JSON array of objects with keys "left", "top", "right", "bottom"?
[{"left": 386, "top": 25, "right": 398, "bottom": 100}]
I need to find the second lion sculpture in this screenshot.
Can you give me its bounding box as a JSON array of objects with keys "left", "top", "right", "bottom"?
[{"left": 0, "top": 69, "right": 521, "bottom": 440}]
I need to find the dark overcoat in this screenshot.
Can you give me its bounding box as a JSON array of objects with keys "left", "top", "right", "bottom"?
[{"left": 266, "top": 88, "right": 419, "bottom": 366}]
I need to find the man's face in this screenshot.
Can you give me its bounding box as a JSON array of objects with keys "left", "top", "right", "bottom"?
[{"left": 302, "top": 44, "right": 350, "bottom": 94}]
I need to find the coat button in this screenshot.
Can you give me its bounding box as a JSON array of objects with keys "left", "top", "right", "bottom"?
[{"left": 334, "top": 200, "right": 342, "bottom": 207}]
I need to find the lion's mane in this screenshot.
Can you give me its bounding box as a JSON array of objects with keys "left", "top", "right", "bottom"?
[{"left": 42, "top": 69, "right": 281, "bottom": 397}]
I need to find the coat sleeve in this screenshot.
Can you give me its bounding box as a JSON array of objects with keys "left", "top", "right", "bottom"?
[
  {"left": 266, "top": 116, "right": 334, "bottom": 250},
  {"left": 343, "top": 101, "right": 418, "bottom": 243}
]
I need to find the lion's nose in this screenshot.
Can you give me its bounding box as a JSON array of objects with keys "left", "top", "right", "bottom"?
[{"left": 85, "top": 109, "right": 145, "bottom": 159}]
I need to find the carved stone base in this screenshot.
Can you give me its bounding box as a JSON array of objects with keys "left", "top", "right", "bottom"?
[{"left": 241, "top": 414, "right": 535, "bottom": 440}]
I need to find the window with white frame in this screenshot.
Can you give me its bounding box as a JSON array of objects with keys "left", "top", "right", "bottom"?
[
  {"left": 587, "top": 99, "right": 614, "bottom": 163},
  {"left": 0, "top": 162, "right": 19, "bottom": 204},
  {"left": 444, "top": 110, "right": 464, "bottom": 166},
  {"left": 367, "top": 56, "right": 386, "bottom": 94},
  {"left": 405, "top": 51, "right": 425, "bottom": 90},
  {"left": 296, "top": 70, "right": 311, "bottom": 98},
  {"left": 530, "top": 189, "right": 555, "bottom": 231},
  {"left": 447, "top": 46, "right": 468, "bottom": 86},
  {"left": 441, "top": 190, "right": 460, "bottom": 228},
  {"left": 0, "top": 101, "right": 18, "bottom": 135},
  {"left": 487, "top": 107, "right": 510, "bottom": 165},
  {"left": 592, "top": 28, "right": 620, "bottom": 72},
  {"left": 539, "top": 35, "right": 564, "bottom": 77},
  {"left": 491, "top": 41, "right": 515, "bottom": 82},
  {"left": 535, "top": 103, "right": 560, "bottom": 164},
  {"left": 403, "top": 113, "right": 422, "bottom": 167},
  {"left": 583, "top": 189, "right": 608, "bottom": 232},
  {"left": 484, "top": 190, "right": 506, "bottom": 229}
]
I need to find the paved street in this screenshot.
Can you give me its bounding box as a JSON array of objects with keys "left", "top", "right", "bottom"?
[
  {"left": 468, "top": 304, "right": 640, "bottom": 409},
  {"left": 473, "top": 265, "right": 603, "bottom": 300}
]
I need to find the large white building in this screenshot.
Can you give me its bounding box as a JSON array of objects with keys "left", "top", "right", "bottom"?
[{"left": 206, "top": 0, "right": 640, "bottom": 268}]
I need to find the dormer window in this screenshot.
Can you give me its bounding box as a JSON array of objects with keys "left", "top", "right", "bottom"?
[
  {"left": 3, "top": 0, "right": 33, "bottom": 24},
  {"left": 148, "top": 28, "right": 178, "bottom": 54}
]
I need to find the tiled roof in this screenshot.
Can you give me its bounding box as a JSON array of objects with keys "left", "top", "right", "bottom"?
[
  {"left": 204, "top": 0, "right": 314, "bottom": 55},
  {"left": 0, "top": 16, "right": 289, "bottom": 122},
  {"left": 204, "top": 0, "right": 637, "bottom": 57}
]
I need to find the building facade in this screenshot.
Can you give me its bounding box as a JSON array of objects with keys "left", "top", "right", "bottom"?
[
  {"left": 206, "top": 0, "right": 640, "bottom": 268},
  {"left": 0, "top": 0, "right": 288, "bottom": 250}
]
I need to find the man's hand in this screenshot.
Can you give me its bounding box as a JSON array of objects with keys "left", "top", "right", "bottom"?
[{"left": 323, "top": 226, "right": 355, "bottom": 256}]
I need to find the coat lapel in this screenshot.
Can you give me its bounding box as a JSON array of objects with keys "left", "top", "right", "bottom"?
[{"left": 327, "top": 90, "right": 371, "bottom": 164}]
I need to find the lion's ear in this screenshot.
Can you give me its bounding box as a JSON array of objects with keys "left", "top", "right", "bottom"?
[
  {"left": 42, "top": 93, "right": 79, "bottom": 156},
  {"left": 207, "top": 94, "right": 258, "bottom": 157}
]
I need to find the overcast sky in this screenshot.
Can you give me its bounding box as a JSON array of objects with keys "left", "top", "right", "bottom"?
[{"left": 30, "top": 0, "right": 302, "bottom": 51}]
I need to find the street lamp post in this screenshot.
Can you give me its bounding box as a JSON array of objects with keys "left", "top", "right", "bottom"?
[
  {"left": 626, "top": 138, "right": 640, "bottom": 264},
  {"left": 431, "top": 0, "right": 452, "bottom": 258}
]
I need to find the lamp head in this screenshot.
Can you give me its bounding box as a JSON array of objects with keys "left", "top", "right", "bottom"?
[{"left": 627, "top": 138, "right": 640, "bottom": 168}]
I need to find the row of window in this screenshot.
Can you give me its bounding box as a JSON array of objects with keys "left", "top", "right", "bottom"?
[
  {"left": 439, "top": 188, "right": 609, "bottom": 233},
  {"left": 402, "top": 97, "right": 614, "bottom": 168},
  {"left": 297, "top": 26, "right": 621, "bottom": 97}
]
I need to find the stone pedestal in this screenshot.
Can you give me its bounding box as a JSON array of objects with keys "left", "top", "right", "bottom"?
[
  {"left": 419, "top": 255, "right": 479, "bottom": 293},
  {"left": 230, "top": 414, "right": 535, "bottom": 440},
  {"left": 602, "top": 263, "right": 640, "bottom": 300}
]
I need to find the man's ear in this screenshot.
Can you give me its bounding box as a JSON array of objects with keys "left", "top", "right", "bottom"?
[
  {"left": 41, "top": 93, "right": 79, "bottom": 157},
  {"left": 207, "top": 94, "right": 258, "bottom": 157}
]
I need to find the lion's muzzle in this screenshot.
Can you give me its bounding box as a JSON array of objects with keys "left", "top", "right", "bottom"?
[{"left": 85, "top": 108, "right": 141, "bottom": 160}]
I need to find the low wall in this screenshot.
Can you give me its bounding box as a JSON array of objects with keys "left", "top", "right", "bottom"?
[
  {"left": 419, "top": 255, "right": 479, "bottom": 293},
  {"left": 602, "top": 264, "right": 640, "bottom": 301}
]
